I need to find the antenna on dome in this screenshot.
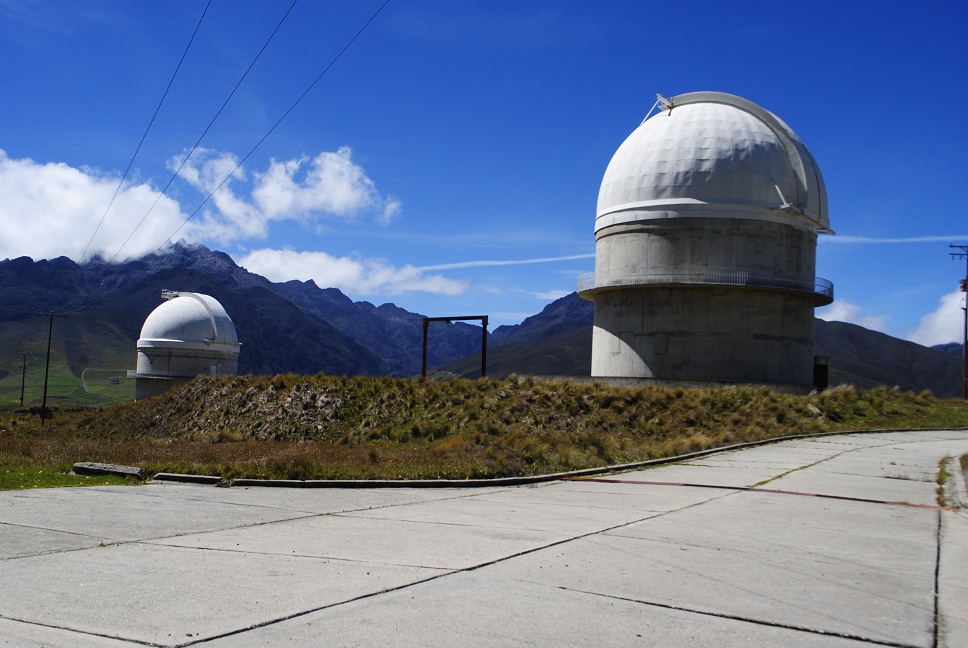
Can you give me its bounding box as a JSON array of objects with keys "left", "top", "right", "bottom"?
[{"left": 642, "top": 94, "right": 673, "bottom": 124}]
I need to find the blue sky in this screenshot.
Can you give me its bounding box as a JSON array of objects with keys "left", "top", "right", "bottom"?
[{"left": 1, "top": 0, "right": 966, "bottom": 344}]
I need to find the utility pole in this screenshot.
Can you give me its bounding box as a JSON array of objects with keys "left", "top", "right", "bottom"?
[
  {"left": 950, "top": 244, "right": 968, "bottom": 400},
  {"left": 18, "top": 352, "right": 28, "bottom": 407},
  {"left": 36, "top": 312, "right": 68, "bottom": 424}
]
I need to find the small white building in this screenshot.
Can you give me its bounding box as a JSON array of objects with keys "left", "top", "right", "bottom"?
[{"left": 132, "top": 291, "right": 241, "bottom": 400}]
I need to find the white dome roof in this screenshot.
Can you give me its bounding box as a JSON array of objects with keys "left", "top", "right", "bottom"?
[
  {"left": 138, "top": 293, "right": 239, "bottom": 352},
  {"left": 596, "top": 92, "right": 829, "bottom": 233}
]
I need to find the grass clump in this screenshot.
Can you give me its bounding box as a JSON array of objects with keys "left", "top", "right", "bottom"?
[
  {"left": 0, "top": 465, "right": 128, "bottom": 490},
  {"left": 936, "top": 456, "right": 951, "bottom": 506},
  {"left": 1, "top": 377, "right": 967, "bottom": 487}
]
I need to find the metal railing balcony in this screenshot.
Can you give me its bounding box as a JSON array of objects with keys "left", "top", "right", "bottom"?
[{"left": 578, "top": 268, "right": 833, "bottom": 302}]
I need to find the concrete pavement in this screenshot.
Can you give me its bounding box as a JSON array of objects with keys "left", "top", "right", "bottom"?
[{"left": 1, "top": 429, "right": 966, "bottom": 647}]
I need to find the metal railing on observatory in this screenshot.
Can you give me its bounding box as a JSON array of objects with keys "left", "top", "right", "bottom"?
[{"left": 578, "top": 269, "right": 834, "bottom": 301}]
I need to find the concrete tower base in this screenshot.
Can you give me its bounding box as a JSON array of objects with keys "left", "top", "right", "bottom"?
[{"left": 591, "top": 286, "right": 816, "bottom": 385}]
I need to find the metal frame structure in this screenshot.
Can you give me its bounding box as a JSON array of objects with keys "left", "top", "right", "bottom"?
[{"left": 421, "top": 316, "right": 488, "bottom": 379}]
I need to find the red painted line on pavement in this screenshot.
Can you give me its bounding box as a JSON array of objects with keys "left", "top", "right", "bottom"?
[{"left": 563, "top": 477, "right": 959, "bottom": 511}]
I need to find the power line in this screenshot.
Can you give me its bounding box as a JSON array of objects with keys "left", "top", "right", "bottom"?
[
  {"left": 77, "top": 0, "right": 214, "bottom": 267},
  {"left": 65, "top": 0, "right": 299, "bottom": 311},
  {"left": 108, "top": 0, "right": 301, "bottom": 266},
  {"left": 47, "top": 0, "right": 214, "bottom": 316},
  {"left": 54, "top": 0, "right": 392, "bottom": 317},
  {"left": 158, "top": 0, "right": 393, "bottom": 248}
]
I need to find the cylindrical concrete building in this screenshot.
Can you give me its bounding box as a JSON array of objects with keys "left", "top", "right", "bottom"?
[
  {"left": 133, "top": 291, "right": 241, "bottom": 400},
  {"left": 579, "top": 92, "right": 833, "bottom": 388}
]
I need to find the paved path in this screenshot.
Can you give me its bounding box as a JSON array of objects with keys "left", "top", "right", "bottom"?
[{"left": 1, "top": 430, "right": 967, "bottom": 647}]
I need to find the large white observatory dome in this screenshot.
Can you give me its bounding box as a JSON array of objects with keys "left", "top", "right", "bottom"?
[
  {"left": 133, "top": 291, "right": 240, "bottom": 400},
  {"left": 583, "top": 91, "right": 833, "bottom": 388},
  {"left": 596, "top": 91, "right": 829, "bottom": 234}
]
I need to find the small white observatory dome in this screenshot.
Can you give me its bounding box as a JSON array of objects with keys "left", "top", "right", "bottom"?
[
  {"left": 596, "top": 91, "right": 829, "bottom": 234},
  {"left": 133, "top": 291, "right": 240, "bottom": 400},
  {"left": 139, "top": 292, "right": 239, "bottom": 353}
]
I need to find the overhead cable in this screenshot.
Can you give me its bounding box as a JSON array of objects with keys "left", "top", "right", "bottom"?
[
  {"left": 76, "top": 0, "right": 213, "bottom": 267},
  {"left": 63, "top": 0, "right": 304, "bottom": 315},
  {"left": 44, "top": 0, "right": 213, "bottom": 316},
  {"left": 109, "top": 0, "right": 302, "bottom": 266},
  {"left": 158, "top": 0, "right": 393, "bottom": 248}
]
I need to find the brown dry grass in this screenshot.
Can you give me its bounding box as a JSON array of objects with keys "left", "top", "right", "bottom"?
[{"left": 2, "top": 376, "right": 967, "bottom": 484}]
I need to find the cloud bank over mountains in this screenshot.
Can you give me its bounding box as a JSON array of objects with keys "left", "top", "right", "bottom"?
[{"left": 0, "top": 147, "right": 448, "bottom": 297}]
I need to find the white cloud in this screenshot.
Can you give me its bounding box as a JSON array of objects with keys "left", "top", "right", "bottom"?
[
  {"left": 0, "top": 147, "right": 400, "bottom": 263},
  {"left": 236, "top": 248, "right": 466, "bottom": 297},
  {"left": 418, "top": 253, "right": 594, "bottom": 271},
  {"left": 172, "top": 147, "right": 400, "bottom": 244},
  {"left": 817, "top": 299, "right": 891, "bottom": 333},
  {"left": 908, "top": 291, "right": 966, "bottom": 346},
  {"left": 251, "top": 147, "right": 399, "bottom": 224},
  {"left": 170, "top": 149, "right": 268, "bottom": 243},
  {"left": 0, "top": 149, "right": 186, "bottom": 262},
  {"left": 532, "top": 289, "right": 571, "bottom": 301}
]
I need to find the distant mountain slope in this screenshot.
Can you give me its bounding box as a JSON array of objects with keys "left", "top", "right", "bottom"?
[
  {"left": 274, "top": 280, "right": 483, "bottom": 375},
  {"left": 933, "top": 342, "right": 963, "bottom": 357},
  {"left": 814, "top": 319, "right": 963, "bottom": 397},
  {"left": 490, "top": 293, "right": 593, "bottom": 346},
  {"left": 443, "top": 325, "right": 593, "bottom": 379}
]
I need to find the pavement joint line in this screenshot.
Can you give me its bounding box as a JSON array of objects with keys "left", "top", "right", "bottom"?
[
  {"left": 550, "top": 586, "right": 920, "bottom": 648},
  {"left": 154, "top": 489, "right": 734, "bottom": 572},
  {"left": 565, "top": 477, "right": 960, "bottom": 511},
  {"left": 172, "top": 567, "right": 459, "bottom": 648},
  {"left": 0, "top": 614, "right": 160, "bottom": 648},
  {"left": 175, "top": 488, "right": 737, "bottom": 647},
  {"left": 0, "top": 512, "right": 323, "bottom": 562},
  {"left": 0, "top": 519, "right": 110, "bottom": 543}
]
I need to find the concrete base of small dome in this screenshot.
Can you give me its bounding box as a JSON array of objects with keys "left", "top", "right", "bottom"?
[{"left": 134, "top": 376, "right": 194, "bottom": 401}]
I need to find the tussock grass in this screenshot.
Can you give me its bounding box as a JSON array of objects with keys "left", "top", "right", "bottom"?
[{"left": 2, "top": 377, "right": 967, "bottom": 486}]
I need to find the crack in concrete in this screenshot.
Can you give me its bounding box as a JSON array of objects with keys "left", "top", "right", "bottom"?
[{"left": 933, "top": 510, "right": 942, "bottom": 648}]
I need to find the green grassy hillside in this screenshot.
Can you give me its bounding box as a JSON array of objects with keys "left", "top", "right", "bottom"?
[{"left": 0, "top": 315, "right": 135, "bottom": 407}]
